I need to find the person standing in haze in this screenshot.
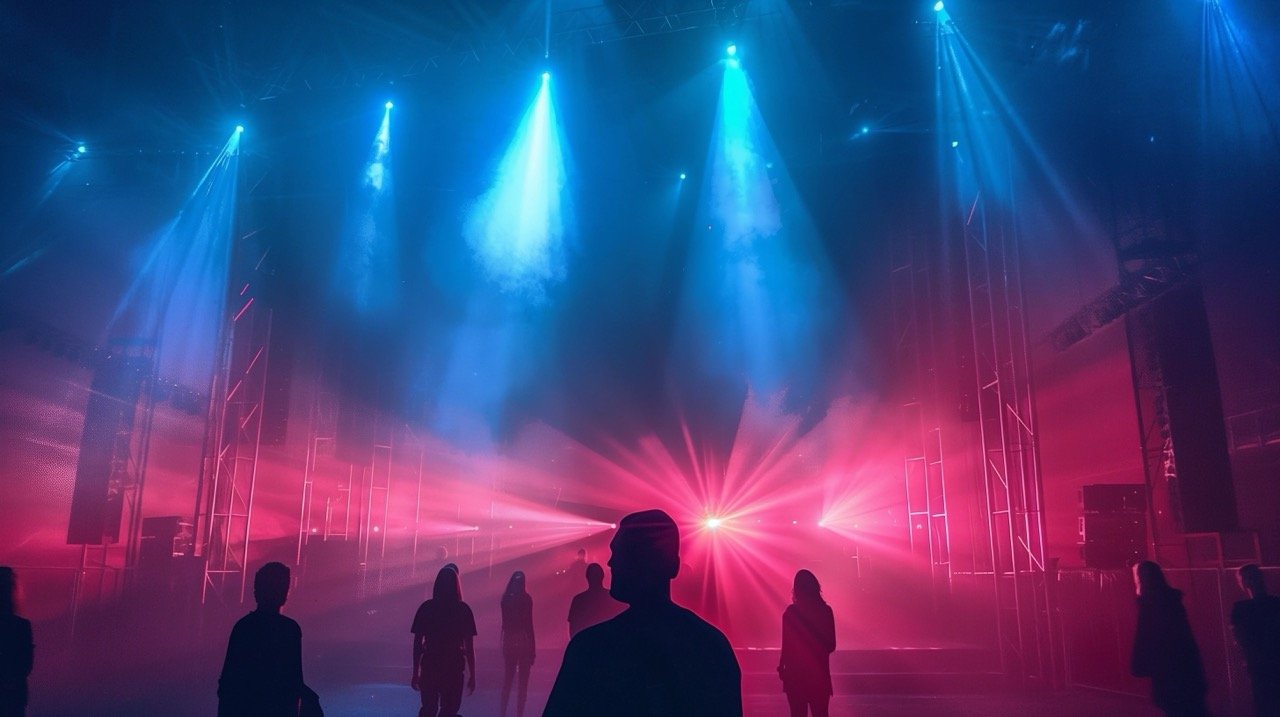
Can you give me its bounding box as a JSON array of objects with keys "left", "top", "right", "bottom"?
[
  {"left": 411, "top": 566, "right": 476, "bottom": 717},
  {"left": 0, "top": 568, "right": 34, "bottom": 717},
  {"left": 778, "top": 570, "right": 836, "bottom": 717},
  {"left": 499, "top": 571, "right": 535, "bottom": 717},
  {"left": 1231, "top": 564, "right": 1280, "bottom": 715},
  {"left": 218, "top": 562, "right": 309, "bottom": 717},
  {"left": 544, "top": 509, "right": 743, "bottom": 716},
  {"left": 1130, "top": 561, "right": 1209, "bottom": 717},
  {"left": 567, "top": 563, "right": 623, "bottom": 638}
]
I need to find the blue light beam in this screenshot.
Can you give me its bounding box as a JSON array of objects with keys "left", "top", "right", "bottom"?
[
  {"left": 1200, "top": 0, "right": 1280, "bottom": 152},
  {"left": 335, "top": 103, "right": 399, "bottom": 317},
  {"left": 675, "top": 58, "right": 837, "bottom": 397},
  {"left": 465, "top": 76, "right": 571, "bottom": 297},
  {"left": 109, "top": 128, "right": 242, "bottom": 388}
]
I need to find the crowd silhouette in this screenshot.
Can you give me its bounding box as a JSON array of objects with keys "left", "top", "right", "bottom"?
[{"left": 4, "top": 516, "right": 1278, "bottom": 716}]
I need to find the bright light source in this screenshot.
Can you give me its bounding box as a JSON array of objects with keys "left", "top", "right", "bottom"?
[
  {"left": 951, "top": 140, "right": 960, "bottom": 148},
  {"left": 76, "top": 145, "right": 87, "bottom": 154},
  {"left": 235, "top": 125, "right": 244, "bottom": 134},
  {"left": 933, "top": 1, "right": 945, "bottom": 11},
  {"left": 679, "top": 172, "right": 687, "bottom": 180},
  {"left": 385, "top": 101, "right": 394, "bottom": 109},
  {"left": 860, "top": 126, "right": 870, "bottom": 135},
  {"left": 704, "top": 516, "right": 724, "bottom": 530},
  {"left": 542, "top": 71, "right": 551, "bottom": 81},
  {"left": 726, "top": 43, "right": 738, "bottom": 57}
]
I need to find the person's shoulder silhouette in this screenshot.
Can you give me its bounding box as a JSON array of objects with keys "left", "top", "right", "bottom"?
[
  {"left": 0, "top": 567, "right": 35, "bottom": 716},
  {"left": 545, "top": 510, "right": 742, "bottom": 716},
  {"left": 218, "top": 562, "right": 307, "bottom": 717}
]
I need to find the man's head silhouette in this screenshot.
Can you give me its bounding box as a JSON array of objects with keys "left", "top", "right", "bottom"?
[
  {"left": 1239, "top": 563, "right": 1268, "bottom": 597},
  {"left": 608, "top": 509, "right": 680, "bottom": 605},
  {"left": 254, "top": 562, "right": 291, "bottom": 611},
  {"left": 584, "top": 562, "right": 605, "bottom": 589}
]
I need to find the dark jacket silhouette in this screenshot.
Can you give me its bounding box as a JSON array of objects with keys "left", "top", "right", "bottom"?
[
  {"left": 500, "top": 571, "right": 535, "bottom": 717},
  {"left": 545, "top": 509, "right": 742, "bottom": 716},
  {"left": 0, "top": 568, "right": 33, "bottom": 717},
  {"left": 1232, "top": 564, "right": 1280, "bottom": 716},
  {"left": 567, "top": 563, "right": 623, "bottom": 638},
  {"left": 411, "top": 566, "right": 476, "bottom": 717},
  {"left": 779, "top": 570, "right": 835, "bottom": 717},
  {"left": 1130, "top": 562, "right": 1207, "bottom": 716},
  {"left": 218, "top": 562, "right": 308, "bottom": 717}
]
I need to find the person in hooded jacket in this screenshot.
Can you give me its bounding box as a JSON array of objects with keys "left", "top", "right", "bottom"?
[{"left": 1130, "top": 561, "right": 1209, "bottom": 717}]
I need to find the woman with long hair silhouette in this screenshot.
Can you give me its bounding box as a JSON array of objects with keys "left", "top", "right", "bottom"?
[
  {"left": 410, "top": 566, "right": 476, "bottom": 717},
  {"left": 500, "top": 570, "right": 535, "bottom": 717},
  {"left": 1130, "top": 561, "right": 1208, "bottom": 716},
  {"left": 778, "top": 569, "right": 835, "bottom": 717}
]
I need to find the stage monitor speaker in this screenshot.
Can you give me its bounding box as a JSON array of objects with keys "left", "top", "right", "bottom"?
[
  {"left": 139, "top": 516, "right": 194, "bottom": 565},
  {"left": 1081, "top": 484, "right": 1148, "bottom": 570},
  {"left": 67, "top": 355, "right": 149, "bottom": 545},
  {"left": 1147, "top": 283, "right": 1237, "bottom": 533}
]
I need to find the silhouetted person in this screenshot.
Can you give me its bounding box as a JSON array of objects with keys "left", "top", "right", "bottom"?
[
  {"left": 567, "top": 563, "right": 623, "bottom": 638},
  {"left": 778, "top": 570, "right": 835, "bottom": 717},
  {"left": 0, "top": 568, "right": 33, "bottom": 717},
  {"left": 411, "top": 566, "right": 476, "bottom": 717},
  {"left": 544, "top": 509, "right": 743, "bottom": 716},
  {"left": 218, "top": 562, "right": 310, "bottom": 717},
  {"left": 1232, "top": 564, "right": 1280, "bottom": 715},
  {"left": 1130, "top": 561, "right": 1208, "bottom": 717},
  {"left": 500, "top": 571, "right": 535, "bottom": 717}
]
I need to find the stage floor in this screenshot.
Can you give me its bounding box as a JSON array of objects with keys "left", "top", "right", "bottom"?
[{"left": 30, "top": 679, "right": 1159, "bottom": 716}]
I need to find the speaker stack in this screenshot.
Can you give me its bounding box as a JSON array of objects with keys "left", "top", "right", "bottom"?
[{"left": 1080, "top": 484, "right": 1148, "bottom": 569}]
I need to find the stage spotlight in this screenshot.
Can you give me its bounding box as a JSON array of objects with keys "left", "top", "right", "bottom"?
[
  {"left": 933, "top": 1, "right": 944, "bottom": 11},
  {"left": 76, "top": 144, "right": 87, "bottom": 154},
  {"left": 542, "top": 71, "right": 551, "bottom": 82},
  {"left": 726, "top": 43, "right": 738, "bottom": 57},
  {"left": 951, "top": 140, "right": 960, "bottom": 148},
  {"left": 860, "top": 126, "right": 870, "bottom": 135},
  {"left": 235, "top": 125, "right": 244, "bottom": 134},
  {"left": 703, "top": 516, "right": 724, "bottom": 530},
  {"left": 680, "top": 172, "right": 687, "bottom": 180},
  {"left": 385, "top": 101, "right": 394, "bottom": 110}
]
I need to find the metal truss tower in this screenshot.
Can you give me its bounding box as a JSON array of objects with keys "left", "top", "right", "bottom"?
[
  {"left": 891, "top": 236, "right": 951, "bottom": 597},
  {"left": 958, "top": 191, "right": 1056, "bottom": 683},
  {"left": 197, "top": 227, "right": 273, "bottom": 606}
]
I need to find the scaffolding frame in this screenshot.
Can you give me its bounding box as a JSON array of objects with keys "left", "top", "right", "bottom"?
[
  {"left": 198, "top": 226, "right": 273, "bottom": 605},
  {"left": 891, "top": 235, "right": 951, "bottom": 598},
  {"left": 959, "top": 191, "right": 1056, "bottom": 683}
]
